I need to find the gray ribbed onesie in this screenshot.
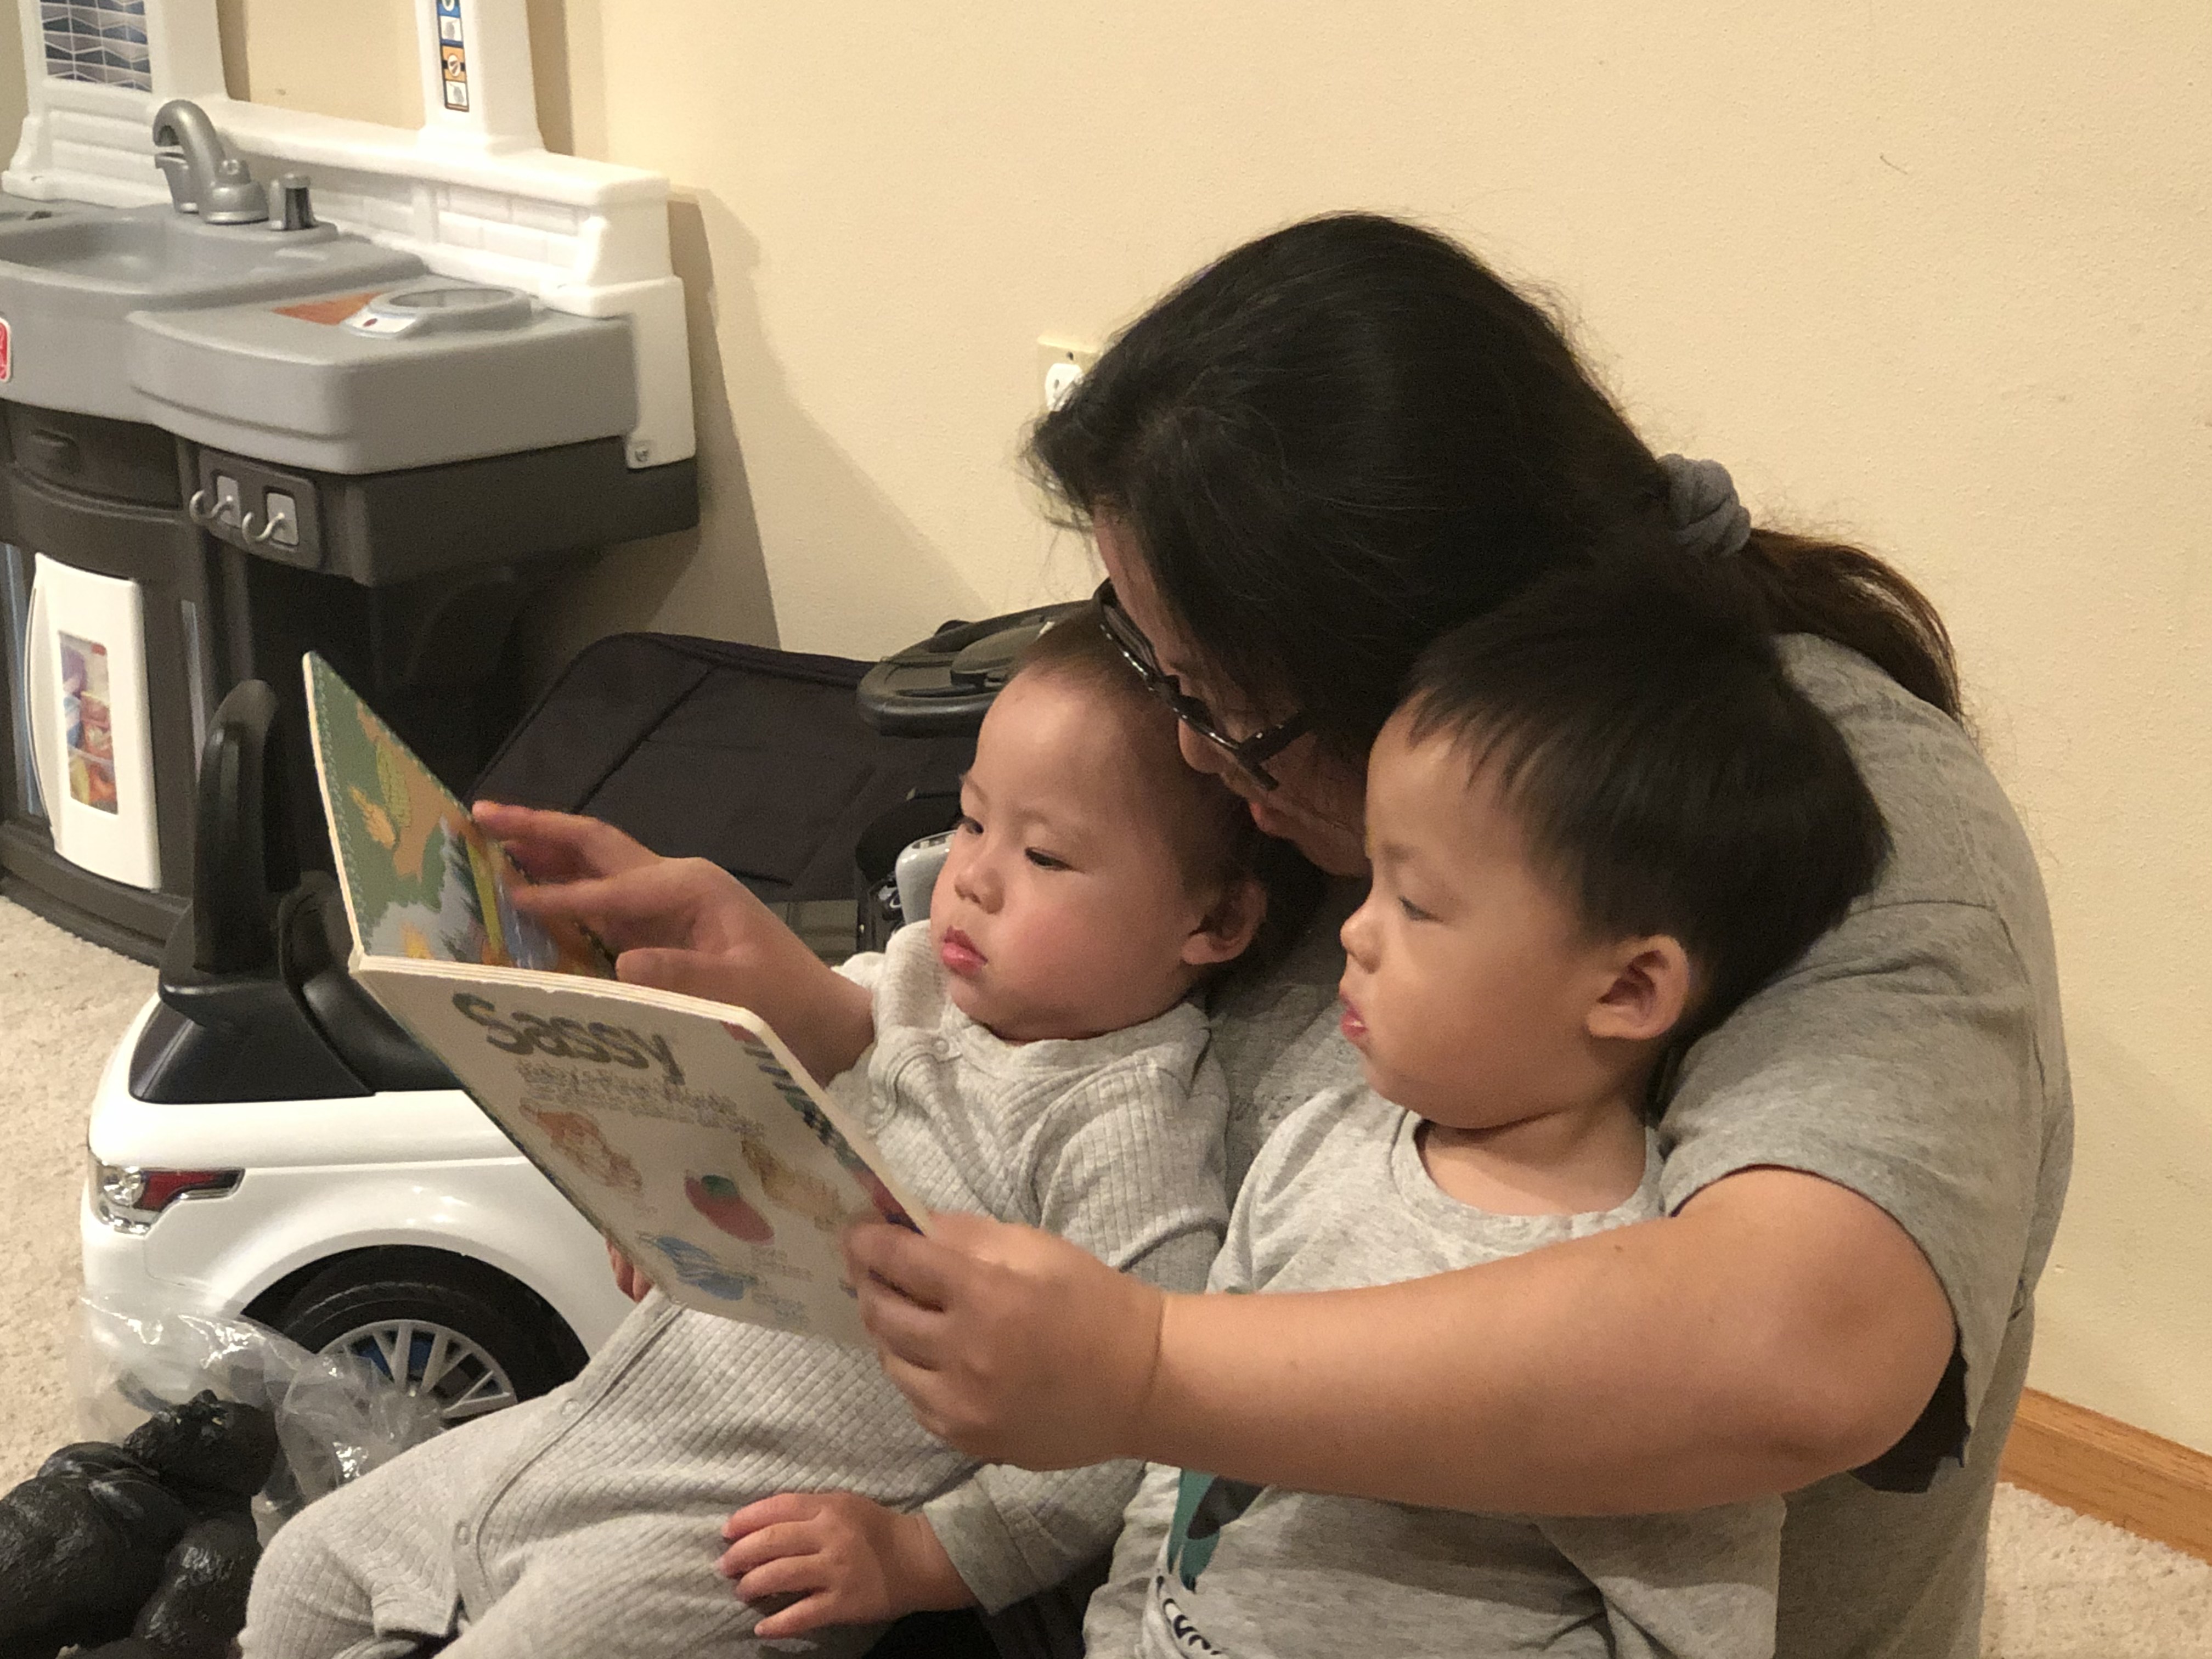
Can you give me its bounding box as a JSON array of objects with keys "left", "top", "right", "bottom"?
[{"left": 240, "top": 923, "right": 1229, "bottom": 1659}]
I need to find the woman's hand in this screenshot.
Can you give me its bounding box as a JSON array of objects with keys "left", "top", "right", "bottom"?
[
  {"left": 471, "top": 803, "right": 874, "bottom": 1082},
  {"left": 845, "top": 1213, "right": 1167, "bottom": 1469},
  {"left": 716, "top": 1492, "right": 973, "bottom": 1638}
]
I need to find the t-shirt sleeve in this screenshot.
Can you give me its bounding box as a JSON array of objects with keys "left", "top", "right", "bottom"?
[
  {"left": 1539, "top": 1498, "right": 1782, "bottom": 1659},
  {"left": 1658, "top": 896, "right": 2057, "bottom": 1459},
  {"left": 1082, "top": 1460, "right": 1183, "bottom": 1657}
]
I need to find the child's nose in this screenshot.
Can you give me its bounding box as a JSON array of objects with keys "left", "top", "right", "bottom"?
[
  {"left": 1340, "top": 896, "right": 1378, "bottom": 966},
  {"left": 954, "top": 846, "right": 1002, "bottom": 910}
]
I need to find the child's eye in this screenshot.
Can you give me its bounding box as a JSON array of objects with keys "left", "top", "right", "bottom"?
[
  {"left": 954, "top": 814, "right": 981, "bottom": 836},
  {"left": 1025, "top": 848, "right": 1069, "bottom": 871},
  {"left": 1398, "top": 895, "right": 1434, "bottom": 923}
]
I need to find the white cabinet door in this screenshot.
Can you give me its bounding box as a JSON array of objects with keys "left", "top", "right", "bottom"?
[{"left": 25, "top": 553, "right": 161, "bottom": 890}]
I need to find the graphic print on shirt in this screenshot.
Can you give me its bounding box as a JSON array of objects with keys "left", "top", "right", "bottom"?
[{"left": 1165, "top": 1467, "right": 1265, "bottom": 1590}]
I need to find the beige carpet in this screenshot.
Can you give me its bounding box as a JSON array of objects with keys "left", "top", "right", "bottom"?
[
  {"left": 3, "top": 893, "right": 2208, "bottom": 1654},
  {"left": 0, "top": 889, "right": 156, "bottom": 1475}
]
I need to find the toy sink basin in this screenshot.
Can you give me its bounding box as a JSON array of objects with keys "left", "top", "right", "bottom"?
[
  {"left": 0, "top": 201, "right": 419, "bottom": 298},
  {"left": 0, "top": 200, "right": 426, "bottom": 424}
]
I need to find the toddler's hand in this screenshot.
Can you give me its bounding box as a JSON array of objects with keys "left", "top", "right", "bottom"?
[
  {"left": 717, "top": 1491, "right": 973, "bottom": 1638},
  {"left": 472, "top": 802, "right": 875, "bottom": 1082},
  {"left": 605, "top": 1235, "right": 653, "bottom": 1302}
]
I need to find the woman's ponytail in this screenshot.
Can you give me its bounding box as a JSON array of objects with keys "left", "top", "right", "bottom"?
[{"left": 1737, "top": 530, "right": 1962, "bottom": 721}]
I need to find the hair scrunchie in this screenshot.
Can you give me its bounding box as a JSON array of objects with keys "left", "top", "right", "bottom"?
[{"left": 1658, "top": 454, "right": 1753, "bottom": 560}]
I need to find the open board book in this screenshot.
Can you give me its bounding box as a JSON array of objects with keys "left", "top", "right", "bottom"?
[{"left": 303, "top": 653, "right": 930, "bottom": 1346}]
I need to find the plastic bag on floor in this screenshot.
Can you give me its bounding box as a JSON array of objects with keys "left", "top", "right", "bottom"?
[{"left": 73, "top": 1296, "right": 415, "bottom": 1535}]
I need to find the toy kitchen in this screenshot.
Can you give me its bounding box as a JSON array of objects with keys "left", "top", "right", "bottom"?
[{"left": 0, "top": 0, "right": 697, "bottom": 959}]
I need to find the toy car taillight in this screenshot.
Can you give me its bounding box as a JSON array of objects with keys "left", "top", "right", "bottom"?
[{"left": 88, "top": 1153, "right": 242, "bottom": 1232}]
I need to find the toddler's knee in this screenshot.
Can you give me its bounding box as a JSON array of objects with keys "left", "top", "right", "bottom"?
[
  {"left": 239, "top": 1505, "right": 355, "bottom": 1650},
  {"left": 258, "top": 1498, "right": 343, "bottom": 1579}
]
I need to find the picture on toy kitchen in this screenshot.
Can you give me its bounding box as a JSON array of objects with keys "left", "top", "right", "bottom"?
[{"left": 60, "top": 634, "right": 117, "bottom": 812}]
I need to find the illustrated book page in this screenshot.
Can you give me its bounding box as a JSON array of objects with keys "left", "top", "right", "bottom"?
[
  {"left": 348, "top": 958, "right": 929, "bottom": 1345},
  {"left": 303, "top": 651, "right": 613, "bottom": 977}
]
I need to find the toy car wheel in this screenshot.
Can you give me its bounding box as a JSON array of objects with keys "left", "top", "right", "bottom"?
[{"left": 269, "top": 1249, "right": 584, "bottom": 1440}]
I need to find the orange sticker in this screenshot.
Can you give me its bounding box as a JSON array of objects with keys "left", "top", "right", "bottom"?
[{"left": 276, "top": 291, "right": 381, "bottom": 325}]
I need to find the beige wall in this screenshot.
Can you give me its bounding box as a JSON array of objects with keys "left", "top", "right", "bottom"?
[
  {"left": 0, "top": 6, "right": 21, "bottom": 171},
  {"left": 138, "top": 4, "right": 2212, "bottom": 1454},
  {"left": 215, "top": 0, "right": 420, "bottom": 125}
]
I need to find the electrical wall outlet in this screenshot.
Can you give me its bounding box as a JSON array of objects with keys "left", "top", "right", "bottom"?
[{"left": 1038, "top": 338, "right": 1099, "bottom": 411}]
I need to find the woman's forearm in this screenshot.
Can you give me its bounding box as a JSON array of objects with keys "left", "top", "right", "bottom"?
[{"left": 1132, "top": 1168, "right": 1954, "bottom": 1514}]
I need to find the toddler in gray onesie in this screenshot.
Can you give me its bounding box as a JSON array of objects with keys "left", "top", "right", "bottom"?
[
  {"left": 1087, "top": 564, "right": 1893, "bottom": 1659},
  {"left": 241, "top": 606, "right": 1269, "bottom": 1659}
]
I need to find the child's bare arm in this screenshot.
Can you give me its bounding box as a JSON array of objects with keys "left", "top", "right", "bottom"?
[{"left": 716, "top": 1492, "right": 974, "bottom": 1638}]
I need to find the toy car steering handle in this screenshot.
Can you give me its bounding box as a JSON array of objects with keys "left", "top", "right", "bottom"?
[
  {"left": 191, "top": 679, "right": 285, "bottom": 975},
  {"left": 854, "top": 602, "right": 1085, "bottom": 736}
]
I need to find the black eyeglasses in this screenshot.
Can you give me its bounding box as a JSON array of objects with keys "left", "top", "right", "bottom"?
[{"left": 1093, "top": 580, "right": 1313, "bottom": 791}]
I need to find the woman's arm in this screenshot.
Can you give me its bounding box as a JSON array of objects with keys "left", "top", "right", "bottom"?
[
  {"left": 847, "top": 1166, "right": 1953, "bottom": 1515},
  {"left": 472, "top": 802, "right": 875, "bottom": 1083}
]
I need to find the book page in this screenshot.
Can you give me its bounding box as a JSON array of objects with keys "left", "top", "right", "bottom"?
[
  {"left": 304, "top": 653, "right": 612, "bottom": 976},
  {"left": 352, "top": 960, "right": 929, "bottom": 1345}
]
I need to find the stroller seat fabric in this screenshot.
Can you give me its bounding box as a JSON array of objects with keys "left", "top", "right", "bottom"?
[{"left": 472, "top": 634, "right": 975, "bottom": 959}]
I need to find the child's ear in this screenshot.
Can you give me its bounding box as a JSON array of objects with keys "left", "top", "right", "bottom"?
[
  {"left": 1182, "top": 877, "right": 1267, "bottom": 968},
  {"left": 1585, "top": 935, "right": 1694, "bottom": 1045}
]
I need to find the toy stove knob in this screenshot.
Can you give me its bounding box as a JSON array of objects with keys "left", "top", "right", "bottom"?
[{"left": 346, "top": 282, "right": 534, "bottom": 338}]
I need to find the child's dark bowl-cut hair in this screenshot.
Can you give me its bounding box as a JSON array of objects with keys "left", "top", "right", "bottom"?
[{"left": 1404, "top": 563, "right": 1890, "bottom": 1045}]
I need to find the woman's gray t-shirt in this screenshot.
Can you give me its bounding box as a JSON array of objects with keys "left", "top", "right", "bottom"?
[{"left": 1203, "top": 634, "right": 2072, "bottom": 1659}]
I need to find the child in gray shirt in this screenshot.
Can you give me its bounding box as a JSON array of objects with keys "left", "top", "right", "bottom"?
[
  {"left": 1088, "top": 563, "right": 1892, "bottom": 1659},
  {"left": 242, "top": 608, "right": 1268, "bottom": 1659}
]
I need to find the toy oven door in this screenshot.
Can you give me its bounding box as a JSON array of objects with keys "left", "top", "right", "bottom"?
[{"left": 17, "top": 551, "right": 162, "bottom": 890}]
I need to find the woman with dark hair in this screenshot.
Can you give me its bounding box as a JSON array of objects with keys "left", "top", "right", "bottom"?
[{"left": 486, "top": 213, "right": 2067, "bottom": 1658}]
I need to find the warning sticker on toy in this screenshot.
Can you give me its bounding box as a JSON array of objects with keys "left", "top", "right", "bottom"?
[
  {"left": 275, "top": 291, "right": 380, "bottom": 326},
  {"left": 437, "top": 1, "right": 469, "bottom": 110}
]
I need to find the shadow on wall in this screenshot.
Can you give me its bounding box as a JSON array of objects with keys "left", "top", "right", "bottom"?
[
  {"left": 2030, "top": 1016, "right": 2212, "bottom": 1455},
  {"left": 516, "top": 190, "right": 989, "bottom": 692},
  {"left": 525, "top": 0, "right": 576, "bottom": 155}
]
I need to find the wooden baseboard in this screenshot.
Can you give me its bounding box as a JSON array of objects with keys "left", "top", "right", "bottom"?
[{"left": 2000, "top": 1388, "right": 2212, "bottom": 1562}]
